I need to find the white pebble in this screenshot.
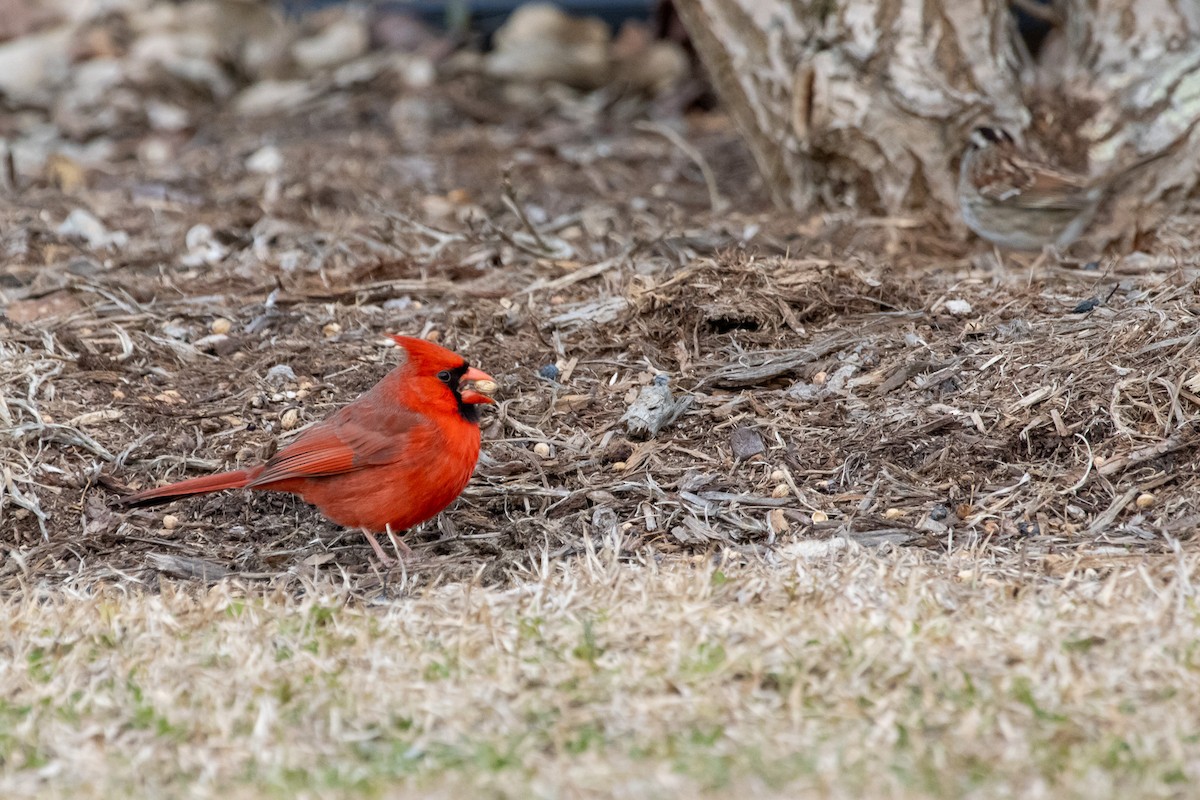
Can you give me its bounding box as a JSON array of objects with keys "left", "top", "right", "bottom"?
[
  {"left": 246, "top": 144, "right": 284, "bottom": 174},
  {"left": 264, "top": 364, "right": 296, "bottom": 386},
  {"left": 944, "top": 299, "right": 973, "bottom": 316}
]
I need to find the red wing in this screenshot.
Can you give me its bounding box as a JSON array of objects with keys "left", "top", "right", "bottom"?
[{"left": 248, "top": 400, "right": 427, "bottom": 487}]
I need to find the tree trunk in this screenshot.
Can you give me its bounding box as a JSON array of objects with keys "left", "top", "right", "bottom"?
[{"left": 672, "top": 0, "right": 1200, "bottom": 245}]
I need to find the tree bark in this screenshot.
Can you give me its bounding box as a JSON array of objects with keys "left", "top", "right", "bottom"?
[
  {"left": 1047, "top": 0, "right": 1200, "bottom": 245},
  {"left": 673, "top": 0, "right": 1200, "bottom": 245}
]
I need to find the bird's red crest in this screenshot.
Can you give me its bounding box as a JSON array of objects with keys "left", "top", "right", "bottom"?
[{"left": 390, "top": 335, "right": 467, "bottom": 372}]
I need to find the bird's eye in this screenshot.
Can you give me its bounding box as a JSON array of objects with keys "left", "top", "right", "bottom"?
[{"left": 436, "top": 370, "right": 452, "bottom": 383}]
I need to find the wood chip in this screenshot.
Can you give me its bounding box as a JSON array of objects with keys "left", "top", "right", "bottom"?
[
  {"left": 730, "top": 427, "right": 765, "bottom": 460},
  {"left": 146, "top": 553, "right": 230, "bottom": 582},
  {"left": 705, "top": 340, "right": 845, "bottom": 388},
  {"left": 621, "top": 377, "right": 691, "bottom": 440}
]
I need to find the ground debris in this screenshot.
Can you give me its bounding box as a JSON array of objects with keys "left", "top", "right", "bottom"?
[
  {"left": 621, "top": 374, "right": 692, "bottom": 440},
  {"left": 705, "top": 344, "right": 840, "bottom": 387},
  {"left": 146, "top": 552, "right": 230, "bottom": 582},
  {"left": 0, "top": 1, "right": 1198, "bottom": 592},
  {"left": 729, "top": 427, "right": 765, "bottom": 460}
]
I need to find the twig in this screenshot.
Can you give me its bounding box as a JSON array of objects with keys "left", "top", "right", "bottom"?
[
  {"left": 502, "top": 170, "right": 550, "bottom": 252},
  {"left": 634, "top": 121, "right": 728, "bottom": 214},
  {"left": 2, "top": 466, "right": 49, "bottom": 540},
  {"left": 1057, "top": 434, "right": 1094, "bottom": 495},
  {"left": 1085, "top": 487, "right": 1141, "bottom": 537},
  {"left": 146, "top": 553, "right": 231, "bottom": 582},
  {"left": 1098, "top": 424, "right": 1200, "bottom": 477},
  {"left": 515, "top": 246, "right": 634, "bottom": 296}
]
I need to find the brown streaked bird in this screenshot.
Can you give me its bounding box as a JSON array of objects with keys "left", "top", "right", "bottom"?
[
  {"left": 958, "top": 125, "right": 1177, "bottom": 251},
  {"left": 117, "top": 335, "right": 496, "bottom": 564}
]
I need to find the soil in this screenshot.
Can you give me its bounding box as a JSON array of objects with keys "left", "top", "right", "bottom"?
[{"left": 3, "top": 70, "right": 1198, "bottom": 595}]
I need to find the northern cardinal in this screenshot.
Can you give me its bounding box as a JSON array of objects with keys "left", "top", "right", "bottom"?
[{"left": 118, "top": 335, "right": 496, "bottom": 564}]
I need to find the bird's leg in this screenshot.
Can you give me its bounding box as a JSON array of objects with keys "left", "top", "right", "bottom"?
[
  {"left": 361, "top": 528, "right": 397, "bottom": 566},
  {"left": 992, "top": 244, "right": 1006, "bottom": 272},
  {"left": 385, "top": 523, "right": 414, "bottom": 561},
  {"left": 1028, "top": 244, "right": 1056, "bottom": 274}
]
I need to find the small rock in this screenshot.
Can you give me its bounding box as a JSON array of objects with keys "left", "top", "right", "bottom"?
[
  {"left": 264, "top": 364, "right": 296, "bottom": 386},
  {"left": 57, "top": 208, "right": 127, "bottom": 250},
  {"left": 0, "top": 25, "right": 73, "bottom": 101},
  {"left": 146, "top": 100, "right": 190, "bottom": 132},
  {"left": 485, "top": 3, "right": 611, "bottom": 89},
  {"left": 138, "top": 137, "right": 174, "bottom": 165},
  {"left": 538, "top": 364, "right": 561, "bottom": 381},
  {"left": 944, "top": 299, "right": 973, "bottom": 316},
  {"left": 620, "top": 374, "right": 691, "bottom": 440},
  {"left": 391, "top": 54, "right": 435, "bottom": 89},
  {"left": 246, "top": 144, "right": 284, "bottom": 174},
  {"left": 181, "top": 223, "right": 227, "bottom": 267},
  {"left": 730, "top": 427, "right": 765, "bottom": 460},
  {"left": 292, "top": 13, "right": 369, "bottom": 73},
  {"left": 234, "top": 80, "right": 319, "bottom": 116}
]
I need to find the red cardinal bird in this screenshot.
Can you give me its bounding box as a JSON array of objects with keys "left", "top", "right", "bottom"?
[{"left": 119, "top": 335, "right": 495, "bottom": 563}]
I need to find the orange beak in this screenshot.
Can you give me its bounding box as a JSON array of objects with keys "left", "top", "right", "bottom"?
[{"left": 460, "top": 366, "right": 496, "bottom": 405}]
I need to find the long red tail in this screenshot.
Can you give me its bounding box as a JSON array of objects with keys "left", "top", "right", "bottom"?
[{"left": 118, "top": 468, "right": 260, "bottom": 508}]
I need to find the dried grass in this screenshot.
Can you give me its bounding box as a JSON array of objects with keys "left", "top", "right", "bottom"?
[{"left": 1, "top": 545, "right": 1199, "bottom": 798}]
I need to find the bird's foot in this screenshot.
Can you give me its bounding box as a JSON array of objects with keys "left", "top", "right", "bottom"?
[{"left": 362, "top": 527, "right": 413, "bottom": 567}]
